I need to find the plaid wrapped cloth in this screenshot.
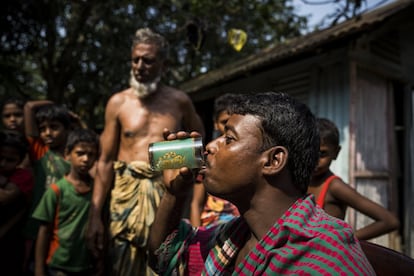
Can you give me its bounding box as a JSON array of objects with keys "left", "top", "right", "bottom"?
[{"left": 154, "top": 194, "right": 375, "bottom": 275}]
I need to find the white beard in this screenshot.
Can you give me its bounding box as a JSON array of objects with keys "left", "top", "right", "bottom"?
[{"left": 129, "top": 70, "right": 161, "bottom": 98}]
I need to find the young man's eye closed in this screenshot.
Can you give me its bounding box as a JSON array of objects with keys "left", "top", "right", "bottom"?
[{"left": 225, "top": 135, "right": 234, "bottom": 144}]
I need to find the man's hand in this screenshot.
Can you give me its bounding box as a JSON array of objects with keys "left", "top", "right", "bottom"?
[
  {"left": 148, "top": 129, "right": 203, "bottom": 270},
  {"left": 162, "top": 129, "right": 202, "bottom": 196},
  {"left": 86, "top": 214, "right": 104, "bottom": 258},
  {"left": 163, "top": 167, "right": 195, "bottom": 197}
]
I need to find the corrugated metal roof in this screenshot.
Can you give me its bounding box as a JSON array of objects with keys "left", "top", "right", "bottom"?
[{"left": 180, "top": 0, "right": 414, "bottom": 94}]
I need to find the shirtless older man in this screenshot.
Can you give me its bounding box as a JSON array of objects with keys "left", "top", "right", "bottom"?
[{"left": 87, "top": 28, "right": 204, "bottom": 275}]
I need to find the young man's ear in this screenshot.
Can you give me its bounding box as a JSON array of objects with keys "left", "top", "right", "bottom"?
[{"left": 261, "top": 146, "right": 288, "bottom": 175}]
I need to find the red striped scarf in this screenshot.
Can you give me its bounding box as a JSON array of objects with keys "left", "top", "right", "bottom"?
[{"left": 155, "top": 195, "right": 375, "bottom": 275}]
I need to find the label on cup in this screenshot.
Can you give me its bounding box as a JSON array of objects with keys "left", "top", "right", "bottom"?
[{"left": 148, "top": 137, "right": 204, "bottom": 171}]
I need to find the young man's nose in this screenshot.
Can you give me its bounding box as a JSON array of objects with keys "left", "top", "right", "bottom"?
[{"left": 205, "top": 139, "right": 219, "bottom": 155}]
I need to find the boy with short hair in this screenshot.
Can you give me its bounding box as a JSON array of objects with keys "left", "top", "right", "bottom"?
[
  {"left": 25, "top": 102, "right": 73, "bottom": 191},
  {"left": 1, "top": 98, "right": 25, "bottom": 132},
  {"left": 24, "top": 103, "right": 73, "bottom": 239},
  {"left": 1, "top": 98, "right": 33, "bottom": 170},
  {"left": 22, "top": 102, "right": 75, "bottom": 273},
  {"left": 33, "top": 128, "right": 99, "bottom": 276},
  {"left": 308, "top": 117, "right": 400, "bottom": 240}
]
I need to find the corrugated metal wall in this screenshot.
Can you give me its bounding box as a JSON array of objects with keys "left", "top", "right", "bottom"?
[
  {"left": 352, "top": 67, "right": 394, "bottom": 248},
  {"left": 310, "top": 60, "right": 350, "bottom": 183}
]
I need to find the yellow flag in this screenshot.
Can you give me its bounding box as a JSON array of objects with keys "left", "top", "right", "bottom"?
[{"left": 228, "top": 29, "right": 247, "bottom": 51}]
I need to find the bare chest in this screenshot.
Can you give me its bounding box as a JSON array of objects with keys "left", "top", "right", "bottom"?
[{"left": 119, "top": 106, "right": 183, "bottom": 139}]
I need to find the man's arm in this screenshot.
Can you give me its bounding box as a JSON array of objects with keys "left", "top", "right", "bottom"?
[
  {"left": 148, "top": 131, "right": 199, "bottom": 270},
  {"left": 148, "top": 169, "right": 194, "bottom": 270},
  {"left": 181, "top": 94, "right": 205, "bottom": 139},
  {"left": 35, "top": 223, "right": 52, "bottom": 276},
  {"left": 190, "top": 181, "right": 206, "bottom": 226},
  {"left": 24, "top": 100, "right": 53, "bottom": 137},
  {"left": 87, "top": 94, "right": 121, "bottom": 257},
  {"left": 330, "top": 180, "right": 400, "bottom": 240}
]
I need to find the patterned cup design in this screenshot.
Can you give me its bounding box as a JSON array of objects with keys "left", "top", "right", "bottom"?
[{"left": 148, "top": 137, "right": 204, "bottom": 171}]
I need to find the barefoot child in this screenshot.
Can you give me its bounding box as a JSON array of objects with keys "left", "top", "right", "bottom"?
[
  {"left": 33, "top": 128, "right": 99, "bottom": 275},
  {"left": 308, "top": 118, "right": 400, "bottom": 240}
]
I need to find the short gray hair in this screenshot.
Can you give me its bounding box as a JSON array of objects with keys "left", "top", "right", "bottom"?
[{"left": 132, "top": 28, "right": 169, "bottom": 60}]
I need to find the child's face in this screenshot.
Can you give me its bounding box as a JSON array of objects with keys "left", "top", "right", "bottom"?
[
  {"left": 2, "top": 103, "right": 24, "bottom": 132},
  {"left": 0, "top": 146, "right": 21, "bottom": 175},
  {"left": 313, "top": 141, "right": 340, "bottom": 177},
  {"left": 66, "top": 142, "right": 98, "bottom": 176},
  {"left": 38, "top": 120, "right": 68, "bottom": 150},
  {"left": 214, "top": 110, "right": 231, "bottom": 135}
]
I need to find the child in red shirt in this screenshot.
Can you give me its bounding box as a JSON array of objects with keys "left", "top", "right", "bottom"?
[
  {"left": 308, "top": 118, "right": 399, "bottom": 240},
  {"left": 0, "top": 130, "right": 34, "bottom": 275}
]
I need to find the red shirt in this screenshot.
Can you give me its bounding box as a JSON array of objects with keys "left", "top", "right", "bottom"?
[{"left": 9, "top": 168, "right": 34, "bottom": 200}]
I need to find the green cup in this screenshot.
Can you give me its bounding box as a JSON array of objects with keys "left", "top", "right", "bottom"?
[{"left": 148, "top": 137, "right": 204, "bottom": 171}]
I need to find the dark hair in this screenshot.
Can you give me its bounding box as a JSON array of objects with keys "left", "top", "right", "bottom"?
[
  {"left": 1, "top": 98, "right": 25, "bottom": 112},
  {"left": 65, "top": 128, "right": 99, "bottom": 153},
  {"left": 0, "top": 130, "right": 29, "bottom": 161},
  {"left": 229, "top": 92, "right": 319, "bottom": 194},
  {"left": 35, "top": 104, "right": 71, "bottom": 129},
  {"left": 213, "top": 93, "right": 241, "bottom": 121},
  {"left": 317, "top": 118, "right": 340, "bottom": 147},
  {"left": 132, "top": 28, "right": 169, "bottom": 60}
]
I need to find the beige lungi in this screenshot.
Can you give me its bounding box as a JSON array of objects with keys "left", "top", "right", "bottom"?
[{"left": 109, "top": 161, "right": 165, "bottom": 276}]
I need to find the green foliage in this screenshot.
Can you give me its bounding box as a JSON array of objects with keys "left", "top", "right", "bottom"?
[{"left": 0, "top": 0, "right": 308, "bottom": 129}]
